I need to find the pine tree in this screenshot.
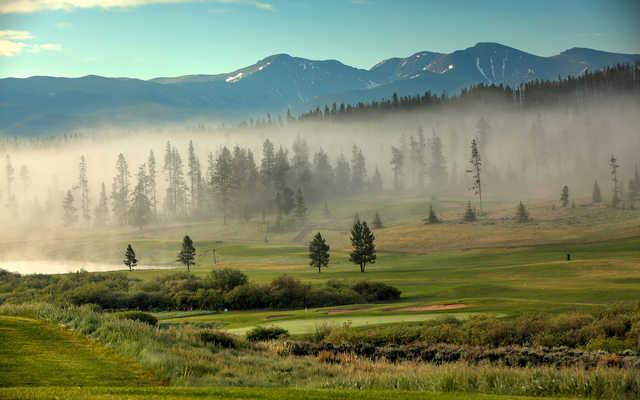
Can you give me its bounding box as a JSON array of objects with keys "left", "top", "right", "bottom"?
[
  {"left": 560, "top": 185, "right": 569, "bottom": 208},
  {"left": 349, "top": 220, "right": 376, "bottom": 273},
  {"left": 467, "top": 139, "right": 483, "bottom": 213},
  {"left": 425, "top": 204, "right": 440, "bottom": 224},
  {"left": 273, "top": 146, "right": 290, "bottom": 191},
  {"left": 260, "top": 139, "right": 276, "bottom": 191},
  {"left": 277, "top": 187, "right": 295, "bottom": 215},
  {"left": 94, "top": 182, "right": 109, "bottom": 227},
  {"left": 516, "top": 201, "right": 530, "bottom": 223},
  {"left": 334, "top": 154, "right": 351, "bottom": 195},
  {"left": 610, "top": 155, "right": 620, "bottom": 208},
  {"left": 78, "top": 155, "right": 90, "bottom": 224},
  {"left": 370, "top": 167, "right": 383, "bottom": 192},
  {"left": 187, "top": 140, "right": 201, "bottom": 215},
  {"left": 351, "top": 145, "right": 367, "bottom": 193},
  {"left": 627, "top": 178, "right": 637, "bottom": 209},
  {"left": 308, "top": 232, "right": 330, "bottom": 273},
  {"left": 294, "top": 188, "right": 307, "bottom": 222},
  {"left": 390, "top": 146, "right": 404, "bottom": 190},
  {"left": 428, "top": 131, "right": 447, "bottom": 190},
  {"left": 164, "top": 143, "right": 187, "bottom": 218},
  {"left": 312, "top": 149, "right": 334, "bottom": 197},
  {"left": 463, "top": 201, "right": 477, "bottom": 222},
  {"left": 177, "top": 235, "right": 196, "bottom": 272},
  {"left": 111, "top": 153, "right": 130, "bottom": 225},
  {"left": 212, "top": 146, "right": 235, "bottom": 224},
  {"left": 292, "top": 136, "right": 311, "bottom": 189},
  {"left": 62, "top": 189, "right": 77, "bottom": 227},
  {"left": 372, "top": 211, "right": 383, "bottom": 229},
  {"left": 123, "top": 244, "right": 137, "bottom": 271},
  {"left": 129, "top": 164, "right": 153, "bottom": 229},
  {"left": 147, "top": 150, "right": 157, "bottom": 216},
  {"left": 592, "top": 180, "right": 602, "bottom": 203}
]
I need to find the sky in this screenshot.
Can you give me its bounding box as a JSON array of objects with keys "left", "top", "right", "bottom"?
[{"left": 0, "top": 0, "right": 639, "bottom": 79}]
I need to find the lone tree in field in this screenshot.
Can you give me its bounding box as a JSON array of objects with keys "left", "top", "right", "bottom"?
[
  {"left": 592, "top": 180, "right": 602, "bottom": 203},
  {"left": 425, "top": 204, "right": 440, "bottom": 224},
  {"left": 516, "top": 201, "right": 530, "bottom": 223},
  {"left": 349, "top": 220, "right": 376, "bottom": 273},
  {"left": 62, "top": 189, "right": 77, "bottom": 227},
  {"left": 177, "top": 235, "right": 196, "bottom": 272},
  {"left": 309, "top": 232, "right": 330, "bottom": 273},
  {"left": 610, "top": 155, "right": 620, "bottom": 208},
  {"left": 560, "top": 185, "right": 569, "bottom": 207},
  {"left": 123, "top": 244, "right": 137, "bottom": 271},
  {"left": 372, "top": 211, "right": 383, "bottom": 229},
  {"left": 467, "top": 138, "right": 483, "bottom": 213},
  {"left": 463, "top": 201, "right": 477, "bottom": 222}
]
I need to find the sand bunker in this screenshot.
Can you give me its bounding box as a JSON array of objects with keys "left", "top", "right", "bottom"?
[
  {"left": 394, "top": 304, "right": 468, "bottom": 312},
  {"left": 321, "top": 307, "right": 367, "bottom": 315}
]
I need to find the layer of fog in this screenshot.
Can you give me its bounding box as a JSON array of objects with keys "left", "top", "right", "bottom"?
[{"left": 0, "top": 95, "right": 639, "bottom": 274}]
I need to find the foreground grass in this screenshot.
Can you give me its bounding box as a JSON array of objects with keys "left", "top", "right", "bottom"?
[
  {"left": 0, "top": 387, "right": 576, "bottom": 400},
  {"left": 0, "top": 316, "right": 161, "bottom": 387},
  {"left": 1, "top": 304, "right": 637, "bottom": 399}
]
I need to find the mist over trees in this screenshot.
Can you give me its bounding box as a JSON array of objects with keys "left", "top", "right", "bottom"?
[{"left": 0, "top": 65, "right": 638, "bottom": 234}]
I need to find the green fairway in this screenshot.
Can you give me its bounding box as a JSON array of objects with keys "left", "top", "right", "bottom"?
[
  {"left": 0, "top": 386, "right": 576, "bottom": 400},
  {"left": 0, "top": 316, "right": 161, "bottom": 387}
]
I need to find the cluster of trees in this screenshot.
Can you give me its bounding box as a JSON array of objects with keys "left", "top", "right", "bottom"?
[
  {"left": 57, "top": 138, "right": 385, "bottom": 230},
  {"left": 561, "top": 155, "right": 640, "bottom": 209},
  {"left": 389, "top": 127, "right": 447, "bottom": 192},
  {"left": 308, "top": 216, "right": 377, "bottom": 274},
  {"left": 0, "top": 268, "right": 400, "bottom": 311}
]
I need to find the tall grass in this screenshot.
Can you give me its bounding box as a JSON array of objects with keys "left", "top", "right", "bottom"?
[{"left": 1, "top": 302, "right": 638, "bottom": 399}]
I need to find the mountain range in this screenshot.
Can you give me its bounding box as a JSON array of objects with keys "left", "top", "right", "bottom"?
[{"left": 1, "top": 42, "right": 639, "bottom": 135}]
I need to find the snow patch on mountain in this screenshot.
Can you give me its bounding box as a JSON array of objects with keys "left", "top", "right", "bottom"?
[
  {"left": 476, "top": 57, "right": 491, "bottom": 83},
  {"left": 225, "top": 72, "right": 244, "bottom": 83}
]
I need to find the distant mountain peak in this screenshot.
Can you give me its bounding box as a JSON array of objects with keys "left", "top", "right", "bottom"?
[{"left": 2, "top": 43, "right": 639, "bottom": 135}]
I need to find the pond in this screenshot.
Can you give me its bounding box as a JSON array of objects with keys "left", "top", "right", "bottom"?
[{"left": 0, "top": 260, "right": 173, "bottom": 275}]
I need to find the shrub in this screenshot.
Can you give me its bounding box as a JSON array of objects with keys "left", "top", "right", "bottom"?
[
  {"left": 224, "top": 284, "right": 271, "bottom": 310},
  {"left": 269, "top": 275, "right": 310, "bottom": 309},
  {"left": 351, "top": 281, "right": 401, "bottom": 302},
  {"left": 119, "top": 311, "right": 158, "bottom": 326},
  {"left": 246, "top": 326, "right": 289, "bottom": 341},
  {"left": 207, "top": 269, "right": 248, "bottom": 292},
  {"left": 199, "top": 330, "right": 237, "bottom": 348}
]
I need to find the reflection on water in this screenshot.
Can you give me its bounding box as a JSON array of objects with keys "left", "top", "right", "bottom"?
[{"left": 0, "top": 261, "right": 173, "bottom": 275}]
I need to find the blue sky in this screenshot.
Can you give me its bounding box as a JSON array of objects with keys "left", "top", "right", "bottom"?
[{"left": 0, "top": 0, "right": 638, "bottom": 79}]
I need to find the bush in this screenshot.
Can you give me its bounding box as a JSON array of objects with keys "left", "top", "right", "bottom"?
[
  {"left": 269, "top": 276, "right": 310, "bottom": 309},
  {"left": 119, "top": 311, "right": 158, "bottom": 326},
  {"left": 199, "top": 330, "right": 237, "bottom": 348},
  {"left": 207, "top": 268, "right": 248, "bottom": 292},
  {"left": 352, "top": 281, "right": 401, "bottom": 302},
  {"left": 246, "top": 326, "right": 289, "bottom": 341},
  {"left": 224, "top": 284, "right": 271, "bottom": 310}
]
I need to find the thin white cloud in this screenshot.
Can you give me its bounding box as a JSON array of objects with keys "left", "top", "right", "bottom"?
[
  {"left": 0, "top": 0, "right": 273, "bottom": 14},
  {"left": 0, "top": 30, "right": 33, "bottom": 40},
  {"left": 213, "top": 0, "right": 272, "bottom": 11},
  {"left": 0, "top": 30, "right": 62, "bottom": 56}
]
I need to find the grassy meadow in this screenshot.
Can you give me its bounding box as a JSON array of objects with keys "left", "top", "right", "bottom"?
[{"left": 1, "top": 194, "right": 639, "bottom": 399}]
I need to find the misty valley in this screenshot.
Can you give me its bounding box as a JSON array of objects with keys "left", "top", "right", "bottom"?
[{"left": 1, "top": 4, "right": 639, "bottom": 398}]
